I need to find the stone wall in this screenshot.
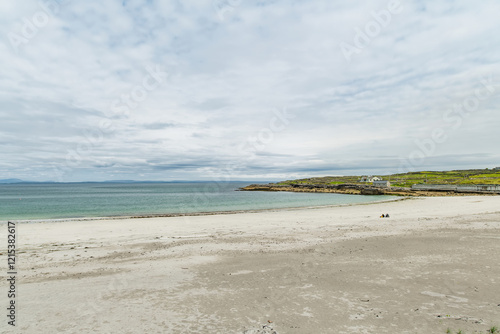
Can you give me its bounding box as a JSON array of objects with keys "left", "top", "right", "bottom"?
[{"left": 411, "top": 184, "right": 500, "bottom": 193}]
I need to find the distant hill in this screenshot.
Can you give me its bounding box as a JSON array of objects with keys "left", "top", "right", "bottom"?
[
  {"left": 0, "top": 178, "right": 25, "bottom": 184},
  {"left": 277, "top": 168, "right": 500, "bottom": 188}
]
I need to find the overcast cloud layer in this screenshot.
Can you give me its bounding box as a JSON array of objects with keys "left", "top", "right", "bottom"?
[{"left": 1, "top": 0, "right": 499, "bottom": 182}]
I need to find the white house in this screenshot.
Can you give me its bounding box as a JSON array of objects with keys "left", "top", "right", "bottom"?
[{"left": 359, "top": 176, "right": 382, "bottom": 182}]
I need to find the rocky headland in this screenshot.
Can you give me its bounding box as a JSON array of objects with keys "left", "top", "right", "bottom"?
[{"left": 239, "top": 183, "right": 497, "bottom": 196}]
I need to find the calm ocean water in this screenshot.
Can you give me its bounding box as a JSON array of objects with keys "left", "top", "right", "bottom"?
[{"left": 0, "top": 182, "right": 391, "bottom": 222}]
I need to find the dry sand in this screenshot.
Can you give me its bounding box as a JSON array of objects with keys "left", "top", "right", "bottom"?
[{"left": 2, "top": 196, "right": 500, "bottom": 333}]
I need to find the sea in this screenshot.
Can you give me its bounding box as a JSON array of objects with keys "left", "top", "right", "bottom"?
[{"left": 0, "top": 182, "right": 391, "bottom": 222}]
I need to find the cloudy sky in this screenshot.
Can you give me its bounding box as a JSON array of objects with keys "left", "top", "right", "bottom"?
[{"left": 1, "top": 0, "right": 499, "bottom": 182}]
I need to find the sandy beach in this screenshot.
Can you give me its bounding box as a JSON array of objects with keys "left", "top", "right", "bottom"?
[{"left": 3, "top": 196, "right": 500, "bottom": 333}]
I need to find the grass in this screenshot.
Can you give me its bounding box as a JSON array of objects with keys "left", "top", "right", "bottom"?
[
  {"left": 276, "top": 168, "right": 500, "bottom": 188},
  {"left": 444, "top": 326, "right": 498, "bottom": 334}
]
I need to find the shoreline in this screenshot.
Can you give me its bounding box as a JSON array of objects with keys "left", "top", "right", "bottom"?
[{"left": 1, "top": 195, "right": 406, "bottom": 224}]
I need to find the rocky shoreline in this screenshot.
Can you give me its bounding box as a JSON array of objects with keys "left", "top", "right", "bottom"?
[{"left": 240, "top": 183, "right": 498, "bottom": 197}]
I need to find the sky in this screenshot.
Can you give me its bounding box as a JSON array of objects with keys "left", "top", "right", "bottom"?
[{"left": 1, "top": 0, "right": 499, "bottom": 182}]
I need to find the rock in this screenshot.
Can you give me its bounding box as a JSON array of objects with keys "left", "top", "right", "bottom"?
[
  {"left": 360, "top": 188, "right": 384, "bottom": 195},
  {"left": 243, "top": 324, "right": 278, "bottom": 334}
]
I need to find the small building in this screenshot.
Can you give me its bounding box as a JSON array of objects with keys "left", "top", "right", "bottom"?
[
  {"left": 359, "top": 176, "right": 370, "bottom": 182},
  {"left": 360, "top": 175, "right": 381, "bottom": 182},
  {"left": 373, "top": 180, "right": 390, "bottom": 188}
]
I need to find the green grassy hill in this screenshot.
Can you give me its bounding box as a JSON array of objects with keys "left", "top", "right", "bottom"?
[{"left": 277, "top": 168, "right": 500, "bottom": 188}]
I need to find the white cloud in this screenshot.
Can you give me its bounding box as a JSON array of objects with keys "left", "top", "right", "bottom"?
[{"left": 0, "top": 0, "right": 499, "bottom": 181}]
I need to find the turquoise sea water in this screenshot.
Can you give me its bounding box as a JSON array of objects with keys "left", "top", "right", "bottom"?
[{"left": 0, "top": 182, "right": 391, "bottom": 222}]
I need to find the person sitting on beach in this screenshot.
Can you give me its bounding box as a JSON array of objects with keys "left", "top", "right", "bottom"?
[
  {"left": 380, "top": 214, "right": 385, "bottom": 218},
  {"left": 386, "top": 213, "right": 390, "bottom": 218}
]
